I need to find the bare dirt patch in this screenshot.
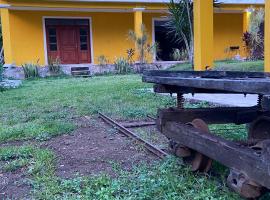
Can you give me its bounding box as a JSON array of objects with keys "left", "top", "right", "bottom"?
[
  {"left": 42, "top": 117, "right": 157, "bottom": 178},
  {"left": 0, "top": 166, "right": 31, "bottom": 200},
  {"left": 0, "top": 117, "right": 159, "bottom": 199}
]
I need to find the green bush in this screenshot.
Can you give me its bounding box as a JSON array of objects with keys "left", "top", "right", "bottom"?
[
  {"left": 22, "top": 62, "right": 39, "bottom": 79},
  {"left": 0, "top": 63, "right": 3, "bottom": 82},
  {"left": 114, "top": 57, "right": 131, "bottom": 74},
  {"left": 48, "top": 57, "right": 61, "bottom": 75},
  {"left": 97, "top": 55, "right": 109, "bottom": 67},
  {"left": 171, "top": 48, "right": 189, "bottom": 61}
]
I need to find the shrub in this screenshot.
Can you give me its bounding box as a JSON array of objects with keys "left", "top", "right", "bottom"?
[
  {"left": 243, "top": 8, "right": 264, "bottom": 60},
  {"left": 127, "top": 24, "right": 155, "bottom": 64},
  {"left": 22, "top": 62, "right": 39, "bottom": 79},
  {"left": 97, "top": 55, "right": 109, "bottom": 67},
  {"left": 114, "top": 57, "right": 130, "bottom": 74},
  {"left": 0, "top": 63, "right": 3, "bottom": 82},
  {"left": 171, "top": 48, "right": 189, "bottom": 61},
  {"left": 48, "top": 57, "right": 61, "bottom": 75}
]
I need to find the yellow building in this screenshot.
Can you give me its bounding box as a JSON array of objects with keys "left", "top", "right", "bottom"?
[{"left": 0, "top": 0, "right": 264, "bottom": 67}]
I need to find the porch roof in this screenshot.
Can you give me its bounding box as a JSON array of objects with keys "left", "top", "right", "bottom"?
[{"left": 49, "top": 0, "right": 264, "bottom": 4}]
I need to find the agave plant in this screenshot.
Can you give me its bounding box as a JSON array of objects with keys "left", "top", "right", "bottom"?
[{"left": 165, "top": 0, "right": 220, "bottom": 68}]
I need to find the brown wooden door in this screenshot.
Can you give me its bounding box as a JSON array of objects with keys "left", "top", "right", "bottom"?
[
  {"left": 58, "top": 26, "right": 79, "bottom": 64},
  {"left": 46, "top": 24, "right": 91, "bottom": 64}
]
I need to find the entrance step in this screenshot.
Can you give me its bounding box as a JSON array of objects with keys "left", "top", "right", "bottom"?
[{"left": 71, "top": 67, "right": 91, "bottom": 77}]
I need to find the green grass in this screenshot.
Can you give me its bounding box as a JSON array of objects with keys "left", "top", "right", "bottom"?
[
  {"left": 0, "top": 74, "right": 268, "bottom": 199},
  {"left": 0, "top": 75, "right": 175, "bottom": 142},
  {"left": 0, "top": 145, "right": 240, "bottom": 200},
  {"left": 170, "top": 60, "right": 264, "bottom": 71}
]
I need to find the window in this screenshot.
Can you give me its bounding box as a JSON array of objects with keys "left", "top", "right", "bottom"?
[
  {"left": 80, "top": 28, "right": 88, "bottom": 51},
  {"left": 45, "top": 19, "right": 89, "bottom": 26},
  {"left": 48, "top": 28, "right": 57, "bottom": 51}
]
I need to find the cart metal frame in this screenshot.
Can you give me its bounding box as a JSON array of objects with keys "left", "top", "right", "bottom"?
[{"left": 143, "top": 70, "right": 270, "bottom": 199}]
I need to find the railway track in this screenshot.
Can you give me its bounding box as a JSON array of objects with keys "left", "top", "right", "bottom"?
[{"left": 98, "top": 112, "right": 169, "bottom": 159}]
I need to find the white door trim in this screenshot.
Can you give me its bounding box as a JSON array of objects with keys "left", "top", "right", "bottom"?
[{"left": 42, "top": 16, "right": 94, "bottom": 65}]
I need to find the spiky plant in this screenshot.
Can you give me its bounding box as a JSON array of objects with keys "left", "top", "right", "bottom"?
[
  {"left": 165, "top": 0, "right": 220, "bottom": 68},
  {"left": 128, "top": 24, "right": 155, "bottom": 64}
]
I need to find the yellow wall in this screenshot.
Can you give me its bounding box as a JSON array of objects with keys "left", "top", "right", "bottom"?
[
  {"left": 214, "top": 13, "right": 245, "bottom": 60},
  {"left": 1, "top": 9, "right": 250, "bottom": 65},
  {"left": 7, "top": 10, "right": 135, "bottom": 65}
]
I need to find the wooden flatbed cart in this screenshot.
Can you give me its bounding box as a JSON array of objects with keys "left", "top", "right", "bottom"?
[{"left": 143, "top": 71, "right": 270, "bottom": 199}]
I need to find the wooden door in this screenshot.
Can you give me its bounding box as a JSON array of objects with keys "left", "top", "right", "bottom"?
[
  {"left": 46, "top": 22, "right": 91, "bottom": 64},
  {"left": 58, "top": 26, "right": 79, "bottom": 64}
]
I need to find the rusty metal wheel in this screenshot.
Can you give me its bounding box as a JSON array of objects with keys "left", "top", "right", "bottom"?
[
  {"left": 249, "top": 116, "right": 270, "bottom": 140},
  {"left": 227, "top": 169, "right": 265, "bottom": 199},
  {"left": 171, "top": 119, "right": 213, "bottom": 173},
  {"left": 187, "top": 119, "right": 213, "bottom": 173}
]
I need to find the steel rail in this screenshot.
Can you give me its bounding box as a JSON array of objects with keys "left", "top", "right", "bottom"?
[{"left": 98, "top": 112, "right": 169, "bottom": 159}]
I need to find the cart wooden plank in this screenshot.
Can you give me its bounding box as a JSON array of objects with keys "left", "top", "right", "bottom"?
[{"left": 143, "top": 71, "right": 270, "bottom": 95}]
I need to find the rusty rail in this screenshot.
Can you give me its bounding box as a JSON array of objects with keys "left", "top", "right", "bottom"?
[{"left": 98, "top": 112, "right": 169, "bottom": 159}]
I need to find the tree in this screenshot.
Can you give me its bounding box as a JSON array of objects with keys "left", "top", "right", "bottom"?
[
  {"left": 243, "top": 8, "right": 264, "bottom": 60},
  {"left": 165, "top": 0, "right": 220, "bottom": 68},
  {"left": 128, "top": 24, "right": 156, "bottom": 65}
]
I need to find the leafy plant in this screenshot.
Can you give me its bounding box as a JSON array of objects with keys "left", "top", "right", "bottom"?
[
  {"left": 48, "top": 57, "right": 61, "bottom": 75},
  {"left": 126, "top": 48, "right": 135, "bottom": 65},
  {"left": 170, "top": 48, "right": 189, "bottom": 61},
  {"left": 128, "top": 24, "right": 155, "bottom": 64},
  {"left": 114, "top": 57, "right": 130, "bottom": 74},
  {"left": 0, "top": 63, "right": 3, "bottom": 82},
  {"left": 243, "top": 8, "right": 264, "bottom": 60},
  {"left": 97, "top": 55, "right": 109, "bottom": 67},
  {"left": 165, "top": 0, "right": 220, "bottom": 68},
  {"left": 22, "top": 62, "right": 39, "bottom": 79}
]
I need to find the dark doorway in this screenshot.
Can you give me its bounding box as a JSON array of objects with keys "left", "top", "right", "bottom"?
[
  {"left": 45, "top": 18, "right": 91, "bottom": 64},
  {"left": 154, "top": 20, "right": 185, "bottom": 61}
]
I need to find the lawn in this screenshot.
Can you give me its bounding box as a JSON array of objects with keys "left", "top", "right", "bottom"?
[
  {"left": 170, "top": 60, "right": 264, "bottom": 71},
  {"left": 0, "top": 74, "right": 268, "bottom": 199}
]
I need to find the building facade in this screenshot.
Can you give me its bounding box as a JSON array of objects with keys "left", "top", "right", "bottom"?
[{"left": 0, "top": 0, "right": 264, "bottom": 67}]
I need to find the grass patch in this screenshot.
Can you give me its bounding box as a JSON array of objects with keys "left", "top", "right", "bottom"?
[
  {"left": 0, "top": 75, "right": 175, "bottom": 143},
  {"left": 0, "top": 147, "right": 240, "bottom": 200},
  {"left": 170, "top": 60, "right": 264, "bottom": 71},
  {"left": 1, "top": 73, "right": 268, "bottom": 199}
]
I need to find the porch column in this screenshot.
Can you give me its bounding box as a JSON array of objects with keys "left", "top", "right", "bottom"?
[
  {"left": 243, "top": 9, "right": 252, "bottom": 33},
  {"left": 193, "top": 0, "right": 214, "bottom": 71},
  {"left": 133, "top": 8, "right": 145, "bottom": 63},
  {"left": 1, "top": 8, "right": 13, "bottom": 65},
  {"left": 133, "top": 8, "right": 144, "bottom": 38},
  {"left": 265, "top": 0, "right": 270, "bottom": 72}
]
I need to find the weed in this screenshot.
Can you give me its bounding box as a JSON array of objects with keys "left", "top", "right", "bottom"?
[
  {"left": 48, "top": 57, "right": 62, "bottom": 75},
  {"left": 114, "top": 57, "right": 131, "bottom": 74},
  {"left": 22, "top": 62, "right": 39, "bottom": 79},
  {"left": 97, "top": 55, "right": 109, "bottom": 67}
]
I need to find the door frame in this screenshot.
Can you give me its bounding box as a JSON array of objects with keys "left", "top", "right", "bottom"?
[
  {"left": 152, "top": 17, "right": 172, "bottom": 63},
  {"left": 42, "top": 16, "right": 94, "bottom": 65}
]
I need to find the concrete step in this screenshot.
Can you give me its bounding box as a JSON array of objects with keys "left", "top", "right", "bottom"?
[
  {"left": 72, "top": 71, "right": 91, "bottom": 75},
  {"left": 73, "top": 74, "right": 92, "bottom": 78},
  {"left": 71, "top": 67, "right": 89, "bottom": 72}
]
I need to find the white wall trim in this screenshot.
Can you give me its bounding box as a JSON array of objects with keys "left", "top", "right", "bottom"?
[
  {"left": 152, "top": 17, "right": 169, "bottom": 63},
  {"left": 3, "top": 5, "right": 166, "bottom": 13},
  {"left": 42, "top": 16, "right": 94, "bottom": 65}
]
